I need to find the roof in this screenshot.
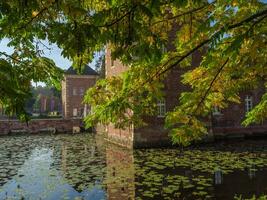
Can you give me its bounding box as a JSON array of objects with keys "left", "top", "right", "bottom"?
[{"left": 65, "top": 65, "right": 99, "bottom": 76}]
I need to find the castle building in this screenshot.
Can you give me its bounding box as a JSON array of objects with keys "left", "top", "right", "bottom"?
[
  {"left": 96, "top": 47, "right": 267, "bottom": 148},
  {"left": 98, "top": 48, "right": 197, "bottom": 148},
  {"left": 61, "top": 65, "right": 98, "bottom": 119}
]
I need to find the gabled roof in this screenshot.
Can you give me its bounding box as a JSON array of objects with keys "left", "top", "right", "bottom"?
[{"left": 65, "top": 65, "right": 99, "bottom": 76}]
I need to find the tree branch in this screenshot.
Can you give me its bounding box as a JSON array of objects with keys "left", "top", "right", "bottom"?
[
  {"left": 121, "top": 8, "right": 267, "bottom": 115},
  {"left": 0, "top": 52, "right": 22, "bottom": 63},
  {"left": 195, "top": 58, "right": 229, "bottom": 112},
  {"left": 152, "top": 2, "right": 214, "bottom": 26},
  {"left": 97, "top": 5, "right": 137, "bottom": 28},
  {"left": 154, "top": 8, "right": 267, "bottom": 80},
  {"left": 190, "top": 15, "right": 267, "bottom": 115},
  {"left": 18, "top": 1, "right": 56, "bottom": 30}
]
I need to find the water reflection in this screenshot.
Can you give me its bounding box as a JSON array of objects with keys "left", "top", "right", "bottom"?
[
  {"left": 214, "top": 170, "right": 223, "bottom": 185},
  {"left": 105, "top": 144, "right": 135, "bottom": 200},
  {"left": 0, "top": 134, "right": 106, "bottom": 200},
  {"left": 248, "top": 165, "right": 256, "bottom": 179},
  {"left": 1, "top": 134, "right": 267, "bottom": 199}
]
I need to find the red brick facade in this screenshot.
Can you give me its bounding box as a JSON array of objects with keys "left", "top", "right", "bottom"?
[
  {"left": 212, "top": 88, "right": 267, "bottom": 137},
  {"left": 62, "top": 74, "right": 98, "bottom": 119},
  {"left": 97, "top": 47, "right": 267, "bottom": 148},
  {"left": 98, "top": 47, "right": 207, "bottom": 147}
]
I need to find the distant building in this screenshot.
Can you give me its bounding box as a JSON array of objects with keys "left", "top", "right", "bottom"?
[
  {"left": 38, "top": 95, "right": 61, "bottom": 114},
  {"left": 61, "top": 65, "right": 98, "bottom": 119}
]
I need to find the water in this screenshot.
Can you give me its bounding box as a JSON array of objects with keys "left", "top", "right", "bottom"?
[{"left": 0, "top": 134, "right": 267, "bottom": 200}]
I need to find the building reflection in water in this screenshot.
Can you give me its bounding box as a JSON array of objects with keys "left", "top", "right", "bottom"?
[
  {"left": 59, "top": 135, "right": 267, "bottom": 200},
  {"left": 105, "top": 143, "right": 135, "bottom": 200},
  {"left": 60, "top": 136, "right": 106, "bottom": 194},
  {"left": 60, "top": 135, "right": 135, "bottom": 199},
  {"left": 248, "top": 165, "right": 256, "bottom": 179}
]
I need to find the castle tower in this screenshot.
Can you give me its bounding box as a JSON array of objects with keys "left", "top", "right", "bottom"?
[{"left": 61, "top": 65, "right": 98, "bottom": 119}]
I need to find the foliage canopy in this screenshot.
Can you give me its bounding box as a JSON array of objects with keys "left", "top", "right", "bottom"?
[{"left": 1, "top": 0, "right": 266, "bottom": 144}]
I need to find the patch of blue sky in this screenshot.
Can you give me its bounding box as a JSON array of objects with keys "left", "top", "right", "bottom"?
[
  {"left": 0, "top": 38, "right": 102, "bottom": 70},
  {"left": 0, "top": 38, "right": 102, "bottom": 86}
]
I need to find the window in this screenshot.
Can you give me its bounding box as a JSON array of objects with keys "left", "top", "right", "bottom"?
[
  {"left": 73, "top": 87, "right": 77, "bottom": 96},
  {"left": 245, "top": 95, "right": 253, "bottom": 112},
  {"left": 73, "top": 108, "right": 78, "bottom": 117},
  {"left": 80, "top": 87, "right": 84, "bottom": 96},
  {"left": 212, "top": 106, "right": 221, "bottom": 115},
  {"left": 157, "top": 99, "right": 166, "bottom": 117}
]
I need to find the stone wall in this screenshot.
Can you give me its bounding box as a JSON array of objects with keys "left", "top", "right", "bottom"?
[{"left": 0, "top": 118, "right": 82, "bottom": 135}]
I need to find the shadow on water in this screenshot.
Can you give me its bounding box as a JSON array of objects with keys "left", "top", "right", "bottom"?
[{"left": 1, "top": 134, "right": 267, "bottom": 199}]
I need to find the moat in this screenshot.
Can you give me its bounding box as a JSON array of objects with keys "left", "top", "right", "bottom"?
[{"left": 1, "top": 134, "right": 267, "bottom": 200}]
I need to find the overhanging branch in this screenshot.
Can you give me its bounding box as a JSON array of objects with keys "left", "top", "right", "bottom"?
[
  {"left": 97, "top": 5, "right": 137, "bottom": 28},
  {"left": 154, "top": 8, "right": 267, "bottom": 81},
  {"left": 195, "top": 58, "right": 229, "bottom": 112},
  {"left": 18, "top": 1, "right": 56, "bottom": 30},
  {"left": 0, "top": 52, "right": 22, "bottom": 63},
  {"left": 152, "top": 2, "right": 214, "bottom": 26}
]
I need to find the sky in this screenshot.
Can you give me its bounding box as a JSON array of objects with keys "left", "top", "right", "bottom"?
[
  {"left": 0, "top": 38, "right": 100, "bottom": 70},
  {"left": 0, "top": 38, "right": 102, "bottom": 86}
]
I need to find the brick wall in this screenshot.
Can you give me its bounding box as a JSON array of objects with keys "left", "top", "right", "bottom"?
[
  {"left": 62, "top": 78, "right": 67, "bottom": 117},
  {"left": 101, "top": 33, "right": 267, "bottom": 148},
  {"left": 132, "top": 51, "right": 202, "bottom": 147},
  {"left": 62, "top": 75, "right": 97, "bottom": 119},
  {"left": 213, "top": 89, "right": 267, "bottom": 127},
  {"left": 100, "top": 46, "right": 175, "bottom": 147},
  {"left": 105, "top": 48, "right": 128, "bottom": 78},
  {"left": 96, "top": 48, "right": 135, "bottom": 148},
  {"left": 212, "top": 86, "right": 267, "bottom": 137},
  {"left": 100, "top": 42, "right": 206, "bottom": 147}
]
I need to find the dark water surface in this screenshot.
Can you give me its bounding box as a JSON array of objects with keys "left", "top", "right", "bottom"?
[{"left": 0, "top": 134, "right": 267, "bottom": 200}]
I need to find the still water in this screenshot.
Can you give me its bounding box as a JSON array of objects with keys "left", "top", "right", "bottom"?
[{"left": 0, "top": 133, "right": 267, "bottom": 200}]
